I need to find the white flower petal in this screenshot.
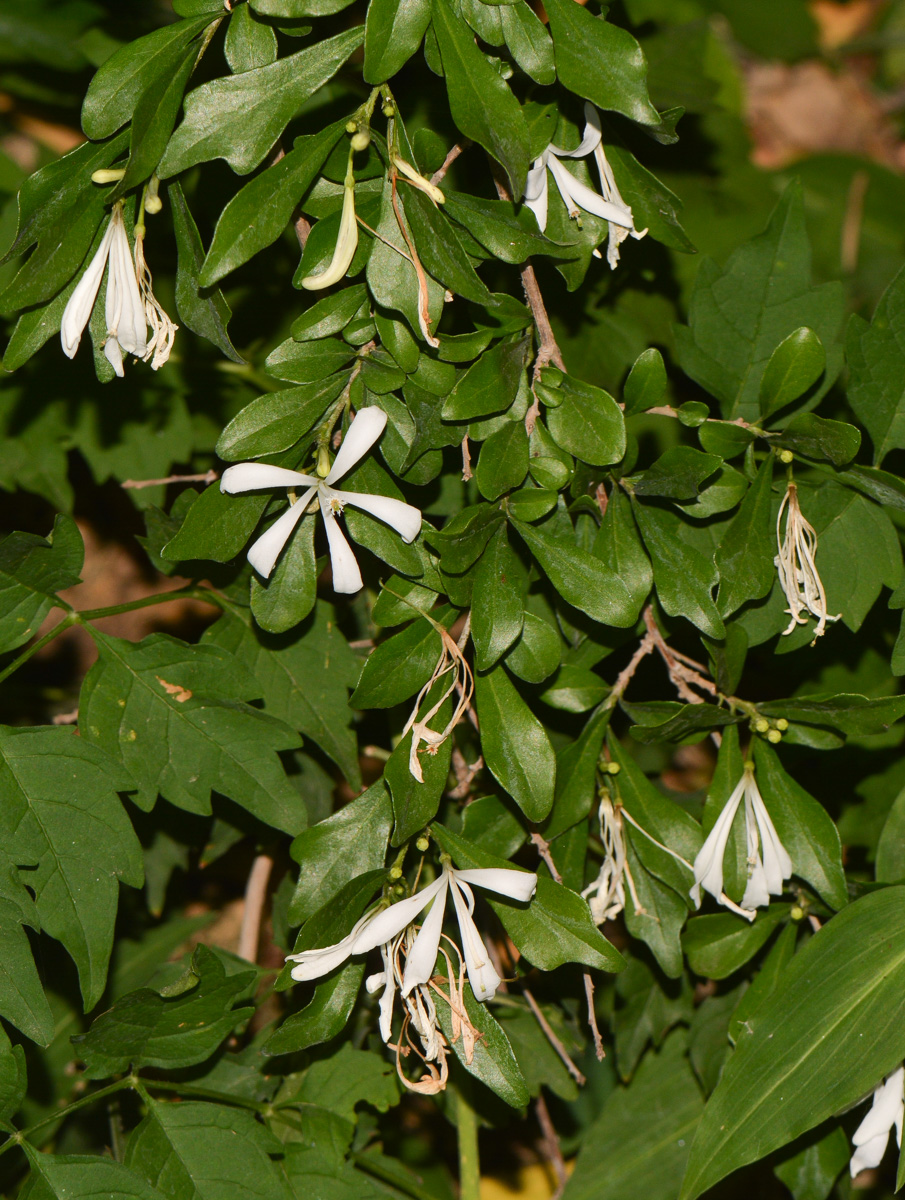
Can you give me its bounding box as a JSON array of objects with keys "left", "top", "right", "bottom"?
[
  {"left": 351, "top": 876, "right": 446, "bottom": 955},
  {"left": 372, "top": 943, "right": 396, "bottom": 1043},
  {"left": 335, "top": 489, "right": 422, "bottom": 543},
  {"left": 326, "top": 407, "right": 388, "bottom": 484},
  {"left": 61, "top": 215, "right": 116, "bottom": 359},
  {"left": 285, "top": 909, "right": 375, "bottom": 982},
  {"left": 365, "top": 971, "right": 387, "bottom": 994},
  {"left": 104, "top": 336, "right": 124, "bottom": 378},
  {"left": 690, "top": 777, "right": 746, "bottom": 907},
  {"left": 741, "top": 855, "right": 770, "bottom": 911},
  {"left": 401, "top": 875, "right": 449, "bottom": 996},
  {"left": 548, "top": 157, "right": 635, "bottom": 228},
  {"left": 747, "top": 785, "right": 792, "bottom": 894},
  {"left": 449, "top": 875, "right": 501, "bottom": 1002},
  {"left": 220, "top": 464, "right": 319, "bottom": 494},
  {"left": 107, "top": 208, "right": 147, "bottom": 357},
  {"left": 301, "top": 177, "right": 358, "bottom": 291},
  {"left": 246, "top": 489, "right": 315, "bottom": 578},
  {"left": 850, "top": 1131, "right": 890, "bottom": 1176},
  {"left": 854, "top": 1069, "right": 905, "bottom": 1146},
  {"left": 321, "top": 502, "right": 363, "bottom": 593},
  {"left": 552, "top": 104, "right": 602, "bottom": 159},
  {"left": 454, "top": 867, "right": 537, "bottom": 904}
]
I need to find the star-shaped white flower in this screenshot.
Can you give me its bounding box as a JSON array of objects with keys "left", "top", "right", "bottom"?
[
  {"left": 524, "top": 102, "right": 647, "bottom": 269},
  {"left": 61, "top": 202, "right": 148, "bottom": 376},
  {"left": 850, "top": 1066, "right": 905, "bottom": 1177},
  {"left": 220, "top": 406, "right": 422, "bottom": 593},
  {"left": 690, "top": 763, "right": 792, "bottom": 921},
  {"left": 286, "top": 862, "right": 537, "bottom": 1003}
]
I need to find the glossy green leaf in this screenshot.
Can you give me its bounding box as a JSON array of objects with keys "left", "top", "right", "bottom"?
[
  {"left": 225, "top": 3, "right": 278, "bottom": 72},
  {"left": 475, "top": 420, "right": 529, "bottom": 501},
  {"left": 500, "top": 1, "right": 554, "bottom": 86},
  {"left": 544, "top": 374, "right": 626, "bottom": 466},
  {"left": 437, "top": 986, "right": 530, "bottom": 1108},
  {"left": 442, "top": 337, "right": 529, "bottom": 421},
  {"left": 471, "top": 526, "right": 527, "bottom": 669},
  {"left": 846, "top": 264, "right": 905, "bottom": 466},
  {"left": 630, "top": 447, "right": 721, "bottom": 500},
  {"left": 759, "top": 327, "right": 826, "bottom": 416},
  {"left": 683, "top": 906, "right": 789, "bottom": 980},
  {"left": 364, "top": 0, "right": 431, "bottom": 82},
  {"left": 680, "top": 888, "right": 905, "bottom": 1200},
  {"left": 777, "top": 413, "right": 861, "bottom": 467},
  {"left": 475, "top": 661, "right": 555, "bottom": 821},
  {"left": 715, "top": 456, "right": 775, "bottom": 617},
  {"left": 632, "top": 502, "right": 725, "bottom": 638},
  {"left": 623, "top": 347, "right": 667, "bottom": 415},
  {"left": 216, "top": 374, "right": 348, "bottom": 461}
]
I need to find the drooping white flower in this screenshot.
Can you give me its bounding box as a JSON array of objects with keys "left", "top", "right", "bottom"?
[
  {"left": 850, "top": 1066, "right": 905, "bottom": 1177},
  {"left": 61, "top": 201, "right": 148, "bottom": 376},
  {"left": 221, "top": 407, "right": 422, "bottom": 592},
  {"left": 286, "top": 862, "right": 537, "bottom": 1003},
  {"left": 524, "top": 102, "right": 647, "bottom": 269},
  {"left": 301, "top": 151, "right": 358, "bottom": 291},
  {"left": 775, "top": 481, "right": 840, "bottom": 643},
  {"left": 690, "top": 763, "right": 792, "bottom": 922}
]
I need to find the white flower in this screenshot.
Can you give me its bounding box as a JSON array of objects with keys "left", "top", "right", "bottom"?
[
  {"left": 775, "top": 481, "right": 840, "bottom": 643},
  {"left": 690, "top": 764, "right": 792, "bottom": 922},
  {"left": 301, "top": 152, "right": 358, "bottom": 291},
  {"left": 850, "top": 1066, "right": 905, "bottom": 1177},
  {"left": 61, "top": 201, "right": 148, "bottom": 376},
  {"left": 220, "top": 407, "right": 422, "bottom": 592},
  {"left": 582, "top": 793, "right": 631, "bottom": 923},
  {"left": 524, "top": 102, "right": 647, "bottom": 269},
  {"left": 286, "top": 862, "right": 537, "bottom": 1003}
]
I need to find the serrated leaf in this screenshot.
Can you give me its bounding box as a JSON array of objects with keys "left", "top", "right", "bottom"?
[
  {"left": 0, "top": 897, "right": 54, "bottom": 1045},
  {"left": 79, "top": 630, "right": 306, "bottom": 831},
  {"left": 158, "top": 28, "right": 364, "bottom": 177},
  {"left": 202, "top": 603, "right": 361, "bottom": 788},
  {"left": 0, "top": 515, "right": 82, "bottom": 655},
  {"left": 73, "top": 945, "right": 256, "bottom": 1079},
  {"left": 674, "top": 182, "right": 844, "bottom": 422},
  {"left": 0, "top": 725, "right": 142, "bottom": 1010}
]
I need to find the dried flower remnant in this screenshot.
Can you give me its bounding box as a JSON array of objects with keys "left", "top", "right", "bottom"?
[
  {"left": 774, "top": 481, "right": 840, "bottom": 642},
  {"left": 403, "top": 624, "right": 474, "bottom": 782}
]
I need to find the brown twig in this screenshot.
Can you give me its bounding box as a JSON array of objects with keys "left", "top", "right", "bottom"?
[
  {"left": 524, "top": 989, "right": 586, "bottom": 1086},
  {"left": 841, "top": 168, "right": 869, "bottom": 275},
  {"left": 643, "top": 607, "right": 716, "bottom": 705},
  {"left": 583, "top": 972, "right": 605, "bottom": 1061},
  {"left": 491, "top": 173, "right": 565, "bottom": 436},
  {"left": 461, "top": 434, "right": 473, "bottom": 482},
  {"left": 448, "top": 745, "right": 483, "bottom": 800},
  {"left": 530, "top": 832, "right": 563, "bottom": 884},
  {"left": 535, "top": 1092, "right": 568, "bottom": 1200},
  {"left": 121, "top": 470, "right": 218, "bottom": 490},
  {"left": 237, "top": 853, "right": 275, "bottom": 964},
  {"left": 604, "top": 623, "right": 657, "bottom": 711},
  {"left": 430, "top": 140, "right": 471, "bottom": 187}
]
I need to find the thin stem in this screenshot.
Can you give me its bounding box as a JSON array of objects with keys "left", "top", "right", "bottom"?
[
  {"left": 455, "top": 1072, "right": 481, "bottom": 1200},
  {"left": 430, "top": 140, "right": 470, "bottom": 186},
  {"left": 139, "top": 1078, "right": 269, "bottom": 1112},
  {"left": 0, "top": 1078, "right": 135, "bottom": 1158},
  {"left": 77, "top": 586, "right": 224, "bottom": 622},
  {"left": 523, "top": 989, "right": 586, "bottom": 1087},
  {"left": 583, "top": 972, "right": 606, "bottom": 1062},
  {"left": 121, "top": 471, "right": 218, "bottom": 490},
  {"left": 530, "top": 832, "right": 563, "bottom": 884},
  {"left": 535, "top": 1091, "right": 568, "bottom": 1200},
  {"left": 0, "top": 617, "right": 75, "bottom": 686}
]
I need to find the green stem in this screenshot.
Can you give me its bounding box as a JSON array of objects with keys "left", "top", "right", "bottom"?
[
  {"left": 0, "top": 587, "right": 225, "bottom": 688},
  {"left": 0, "top": 1078, "right": 135, "bottom": 1159},
  {"left": 140, "top": 1077, "right": 269, "bottom": 1112},
  {"left": 455, "top": 1072, "right": 481, "bottom": 1200}
]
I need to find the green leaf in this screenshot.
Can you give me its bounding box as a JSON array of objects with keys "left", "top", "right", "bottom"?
[
  {"left": 293, "top": 286, "right": 368, "bottom": 341},
  {"left": 758, "top": 692, "right": 905, "bottom": 737},
  {"left": 200, "top": 122, "right": 345, "bottom": 285},
  {"left": 543, "top": 706, "right": 609, "bottom": 841},
  {"left": 777, "top": 413, "right": 861, "bottom": 467},
  {"left": 265, "top": 336, "right": 356, "bottom": 384},
  {"left": 163, "top": 480, "right": 268, "bottom": 563},
  {"left": 266, "top": 962, "right": 365, "bottom": 1056},
  {"left": 225, "top": 3, "right": 278, "bottom": 72},
  {"left": 630, "top": 447, "right": 721, "bottom": 500},
  {"left": 0, "top": 1025, "right": 27, "bottom": 1120},
  {"left": 623, "top": 846, "right": 689, "bottom": 979},
  {"left": 81, "top": 16, "right": 213, "bottom": 139},
  {"left": 475, "top": 420, "right": 529, "bottom": 502},
  {"left": 158, "top": 28, "right": 364, "bottom": 176},
  {"left": 846, "top": 265, "right": 905, "bottom": 466},
  {"left": 351, "top": 612, "right": 447, "bottom": 709},
  {"left": 430, "top": 0, "right": 530, "bottom": 196},
  {"left": 540, "top": 666, "right": 607, "bottom": 713},
  {"left": 543, "top": 374, "right": 626, "bottom": 466},
  {"left": 674, "top": 182, "right": 845, "bottom": 422},
  {"left": 773, "top": 1125, "right": 850, "bottom": 1200},
  {"left": 73, "top": 944, "right": 256, "bottom": 1078},
  {"left": 126, "top": 1099, "right": 293, "bottom": 1200},
  {"left": 402, "top": 185, "right": 496, "bottom": 307},
  {"left": 475, "top": 662, "right": 555, "bottom": 821},
  {"left": 504, "top": 609, "right": 562, "bottom": 683},
  {"left": 443, "top": 190, "right": 573, "bottom": 264},
  {"left": 500, "top": 1, "right": 554, "bottom": 85},
  {"left": 202, "top": 604, "right": 362, "bottom": 788},
  {"left": 442, "top": 337, "right": 529, "bottom": 421},
  {"left": 217, "top": 375, "right": 348, "bottom": 462},
  {"left": 623, "top": 347, "right": 667, "bottom": 414},
  {"left": 624, "top": 700, "right": 740, "bottom": 745},
  {"left": 432, "top": 824, "right": 625, "bottom": 973},
  {"left": 759, "top": 327, "right": 826, "bottom": 416},
  {"left": 21, "top": 1153, "right": 165, "bottom": 1200},
  {"left": 564, "top": 1034, "right": 703, "bottom": 1200},
  {"left": 0, "top": 515, "right": 82, "bottom": 654},
  {"left": 289, "top": 783, "right": 391, "bottom": 923},
  {"left": 386, "top": 677, "right": 453, "bottom": 844},
  {"left": 542, "top": 0, "right": 661, "bottom": 131},
  {"left": 0, "top": 725, "right": 142, "bottom": 1010},
  {"left": 79, "top": 630, "right": 306, "bottom": 832},
  {"left": 632, "top": 503, "right": 725, "bottom": 638},
  {"left": 513, "top": 516, "right": 639, "bottom": 629},
  {"left": 715, "top": 456, "right": 775, "bottom": 617},
  {"left": 169, "top": 181, "right": 244, "bottom": 362},
  {"left": 471, "top": 526, "right": 527, "bottom": 669},
  {"left": 593, "top": 486, "right": 652, "bottom": 615},
  {"left": 728, "top": 920, "right": 797, "bottom": 1044},
  {"left": 679, "top": 887, "right": 905, "bottom": 1200},
  {"left": 751, "top": 740, "right": 847, "bottom": 910},
  {"left": 436, "top": 986, "right": 530, "bottom": 1108},
  {"left": 250, "top": 509, "right": 317, "bottom": 633},
  {"left": 683, "top": 906, "right": 789, "bottom": 980},
  {"left": 606, "top": 143, "right": 694, "bottom": 253},
  {"left": 0, "top": 896, "right": 54, "bottom": 1045},
  {"left": 293, "top": 1043, "right": 398, "bottom": 1120},
  {"left": 366, "top": 179, "right": 445, "bottom": 339},
  {"left": 364, "top": 0, "right": 431, "bottom": 82}
]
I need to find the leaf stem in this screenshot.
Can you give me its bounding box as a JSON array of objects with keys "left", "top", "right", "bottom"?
[
  {"left": 455, "top": 1071, "right": 481, "bottom": 1200},
  {"left": 0, "top": 1077, "right": 135, "bottom": 1158}
]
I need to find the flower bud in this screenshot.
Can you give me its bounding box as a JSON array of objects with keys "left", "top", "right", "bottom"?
[
  {"left": 767, "top": 728, "right": 782, "bottom": 743},
  {"left": 144, "top": 194, "right": 163, "bottom": 215},
  {"left": 790, "top": 905, "right": 805, "bottom": 921},
  {"left": 388, "top": 866, "right": 403, "bottom": 881},
  {"left": 754, "top": 717, "right": 770, "bottom": 733},
  {"left": 91, "top": 168, "right": 127, "bottom": 184},
  {"left": 415, "top": 836, "right": 430, "bottom": 852},
  {"left": 350, "top": 129, "right": 371, "bottom": 152},
  {"left": 604, "top": 761, "right": 620, "bottom": 775},
  {"left": 776, "top": 718, "right": 789, "bottom": 731},
  {"left": 779, "top": 449, "right": 794, "bottom": 464}
]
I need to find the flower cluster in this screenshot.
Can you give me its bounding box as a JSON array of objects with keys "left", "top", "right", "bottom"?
[
  {"left": 775, "top": 480, "right": 839, "bottom": 642},
  {"left": 524, "top": 102, "right": 647, "bottom": 269},
  {"left": 221, "top": 407, "right": 422, "bottom": 592}
]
